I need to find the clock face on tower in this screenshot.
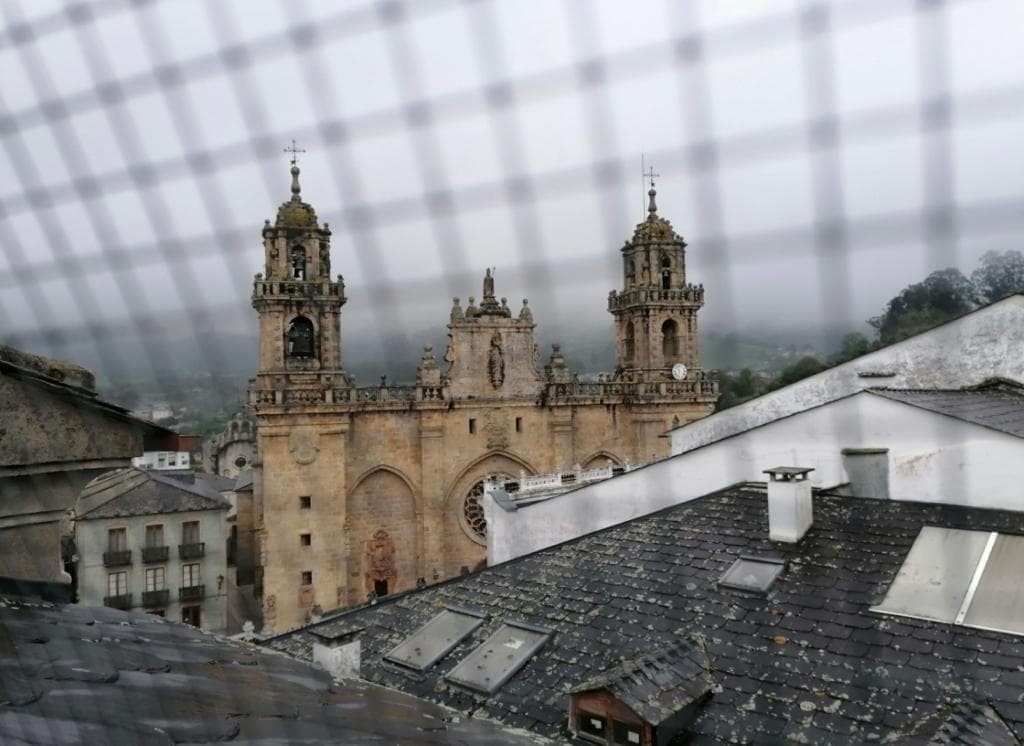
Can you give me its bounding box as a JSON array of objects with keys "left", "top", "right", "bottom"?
[{"left": 671, "top": 363, "right": 688, "bottom": 381}]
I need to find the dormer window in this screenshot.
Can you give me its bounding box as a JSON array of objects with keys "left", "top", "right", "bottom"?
[
  {"left": 290, "top": 245, "right": 306, "bottom": 280},
  {"left": 568, "top": 639, "right": 713, "bottom": 746}
]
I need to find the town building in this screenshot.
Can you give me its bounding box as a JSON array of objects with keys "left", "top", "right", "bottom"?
[
  {"left": 204, "top": 410, "right": 257, "bottom": 478},
  {"left": 0, "top": 344, "right": 175, "bottom": 585},
  {"left": 485, "top": 296, "right": 1024, "bottom": 562},
  {"left": 670, "top": 292, "right": 1024, "bottom": 457},
  {"left": 132, "top": 449, "right": 191, "bottom": 470},
  {"left": 71, "top": 467, "right": 230, "bottom": 633},
  {"left": 265, "top": 476, "right": 1024, "bottom": 743},
  {"left": 248, "top": 161, "right": 718, "bottom": 631}
]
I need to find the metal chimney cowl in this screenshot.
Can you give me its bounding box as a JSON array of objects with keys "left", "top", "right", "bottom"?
[{"left": 763, "top": 466, "right": 815, "bottom": 543}]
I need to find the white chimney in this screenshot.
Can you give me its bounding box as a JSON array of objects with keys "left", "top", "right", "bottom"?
[
  {"left": 311, "top": 628, "right": 362, "bottom": 681},
  {"left": 763, "top": 466, "right": 814, "bottom": 543}
]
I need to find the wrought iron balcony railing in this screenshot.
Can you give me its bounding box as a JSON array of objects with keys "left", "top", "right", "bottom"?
[{"left": 103, "top": 550, "right": 131, "bottom": 567}]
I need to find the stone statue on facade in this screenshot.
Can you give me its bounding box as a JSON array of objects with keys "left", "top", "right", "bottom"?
[
  {"left": 483, "top": 268, "right": 495, "bottom": 299},
  {"left": 488, "top": 333, "right": 505, "bottom": 388},
  {"left": 519, "top": 298, "right": 533, "bottom": 323},
  {"left": 450, "top": 297, "right": 464, "bottom": 323}
]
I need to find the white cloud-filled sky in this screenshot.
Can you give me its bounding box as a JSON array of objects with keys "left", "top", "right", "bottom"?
[{"left": 1, "top": 0, "right": 1023, "bottom": 366}]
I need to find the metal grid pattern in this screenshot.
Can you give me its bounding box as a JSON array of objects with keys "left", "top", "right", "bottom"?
[{"left": 2, "top": 0, "right": 1022, "bottom": 388}]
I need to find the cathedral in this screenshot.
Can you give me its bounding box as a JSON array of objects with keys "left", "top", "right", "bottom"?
[{"left": 249, "top": 160, "right": 718, "bottom": 632}]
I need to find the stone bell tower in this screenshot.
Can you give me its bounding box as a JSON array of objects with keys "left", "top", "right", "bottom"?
[
  {"left": 251, "top": 149, "right": 347, "bottom": 381},
  {"left": 609, "top": 174, "right": 705, "bottom": 379}
]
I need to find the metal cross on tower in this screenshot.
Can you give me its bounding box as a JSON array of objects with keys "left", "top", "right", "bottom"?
[
  {"left": 284, "top": 139, "right": 306, "bottom": 166},
  {"left": 640, "top": 153, "right": 661, "bottom": 217}
]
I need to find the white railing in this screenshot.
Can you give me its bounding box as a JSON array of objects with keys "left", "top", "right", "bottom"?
[{"left": 487, "top": 461, "right": 638, "bottom": 501}]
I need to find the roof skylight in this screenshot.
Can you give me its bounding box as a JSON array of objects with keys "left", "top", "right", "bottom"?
[
  {"left": 718, "top": 556, "right": 786, "bottom": 595},
  {"left": 444, "top": 620, "right": 551, "bottom": 694},
  {"left": 873, "top": 527, "right": 1024, "bottom": 636},
  {"left": 384, "top": 607, "right": 485, "bottom": 671}
]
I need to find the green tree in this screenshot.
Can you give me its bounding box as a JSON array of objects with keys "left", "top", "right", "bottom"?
[
  {"left": 832, "top": 332, "right": 874, "bottom": 364},
  {"left": 868, "top": 268, "right": 976, "bottom": 345},
  {"left": 715, "top": 368, "right": 765, "bottom": 411},
  {"left": 971, "top": 250, "right": 1024, "bottom": 305},
  {"left": 771, "top": 356, "right": 828, "bottom": 389}
]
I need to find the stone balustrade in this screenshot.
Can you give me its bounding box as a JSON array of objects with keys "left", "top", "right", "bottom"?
[
  {"left": 252, "top": 280, "right": 345, "bottom": 299},
  {"left": 252, "top": 376, "right": 717, "bottom": 408},
  {"left": 608, "top": 284, "right": 704, "bottom": 310},
  {"left": 546, "top": 377, "right": 718, "bottom": 401}
]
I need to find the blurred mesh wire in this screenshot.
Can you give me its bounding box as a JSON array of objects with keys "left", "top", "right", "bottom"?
[{"left": 1, "top": 0, "right": 1023, "bottom": 400}]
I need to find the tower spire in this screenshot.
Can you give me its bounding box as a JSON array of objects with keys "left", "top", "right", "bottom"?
[
  {"left": 284, "top": 139, "right": 306, "bottom": 200},
  {"left": 646, "top": 164, "right": 660, "bottom": 216}
]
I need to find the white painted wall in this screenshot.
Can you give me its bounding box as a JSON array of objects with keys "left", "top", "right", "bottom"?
[
  {"left": 132, "top": 451, "right": 191, "bottom": 470},
  {"left": 487, "top": 392, "right": 1024, "bottom": 565},
  {"left": 75, "top": 507, "right": 229, "bottom": 633},
  {"left": 671, "top": 295, "right": 1024, "bottom": 455}
]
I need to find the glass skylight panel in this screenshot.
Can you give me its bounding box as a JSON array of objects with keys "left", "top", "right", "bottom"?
[
  {"left": 444, "top": 621, "right": 551, "bottom": 694},
  {"left": 961, "top": 533, "right": 1024, "bottom": 636},
  {"left": 384, "top": 608, "right": 484, "bottom": 671},
  {"left": 718, "top": 556, "right": 785, "bottom": 594},
  {"left": 872, "top": 527, "right": 991, "bottom": 623}
]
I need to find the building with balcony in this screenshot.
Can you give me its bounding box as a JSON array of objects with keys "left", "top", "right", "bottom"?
[
  {"left": 0, "top": 344, "right": 177, "bottom": 585},
  {"left": 70, "top": 467, "right": 230, "bottom": 633}
]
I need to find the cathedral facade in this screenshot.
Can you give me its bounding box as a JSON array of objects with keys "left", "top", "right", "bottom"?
[{"left": 249, "top": 164, "right": 718, "bottom": 631}]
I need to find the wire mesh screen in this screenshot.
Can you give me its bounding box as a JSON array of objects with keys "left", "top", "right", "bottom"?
[{"left": 1, "top": 0, "right": 1023, "bottom": 401}]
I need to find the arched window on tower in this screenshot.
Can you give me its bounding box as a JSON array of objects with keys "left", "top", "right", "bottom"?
[
  {"left": 625, "top": 258, "right": 635, "bottom": 286},
  {"left": 660, "top": 254, "right": 672, "bottom": 290},
  {"left": 287, "top": 316, "right": 315, "bottom": 358},
  {"left": 625, "top": 321, "right": 635, "bottom": 363},
  {"left": 662, "top": 319, "right": 679, "bottom": 361},
  {"left": 290, "top": 246, "right": 306, "bottom": 280}
]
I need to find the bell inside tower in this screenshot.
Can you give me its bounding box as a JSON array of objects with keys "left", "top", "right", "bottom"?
[{"left": 291, "top": 246, "right": 306, "bottom": 280}]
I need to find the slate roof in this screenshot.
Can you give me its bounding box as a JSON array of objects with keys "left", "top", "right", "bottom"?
[
  {"left": 567, "top": 637, "right": 714, "bottom": 725},
  {"left": 73, "top": 468, "right": 230, "bottom": 521},
  {"left": 870, "top": 383, "right": 1024, "bottom": 439},
  {"left": 160, "top": 469, "right": 238, "bottom": 493},
  {"left": 905, "top": 700, "right": 1020, "bottom": 745},
  {"left": 0, "top": 593, "right": 541, "bottom": 745},
  {"left": 265, "top": 484, "right": 1024, "bottom": 743}
]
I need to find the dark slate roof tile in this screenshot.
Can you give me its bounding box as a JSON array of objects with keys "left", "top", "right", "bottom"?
[
  {"left": 263, "top": 484, "right": 1024, "bottom": 742},
  {"left": 0, "top": 595, "right": 543, "bottom": 745},
  {"left": 74, "top": 467, "right": 229, "bottom": 520},
  {"left": 870, "top": 386, "right": 1024, "bottom": 438}
]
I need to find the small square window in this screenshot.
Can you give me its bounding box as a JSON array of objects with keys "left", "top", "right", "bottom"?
[
  {"left": 301, "top": 570, "right": 313, "bottom": 586},
  {"left": 300, "top": 533, "right": 311, "bottom": 546},
  {"left": 299, "top": 496, "right": 311, "bottom": 509},
  {"left": 577, "top": 711, "right": 607, "bottom": 738},
  {"left": 718, "top": 556, "right": 786, "bottom": 595},
  {"left": 469, "top": 418, "right": 476, "bottom": 434},
  {"left": 613, "top": 719, "right": 643, "bottom": 745}
]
